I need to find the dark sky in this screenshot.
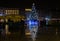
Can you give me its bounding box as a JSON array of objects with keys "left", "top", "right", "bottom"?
[
  {"left": 0, "top": 0, "right": 56, "bottom": 8},
  {"left": 0, "top": 0, "right": 59, "bottom": 17},
  {"left": 0, "top": 0, "right": 56, "bottom": 11}
]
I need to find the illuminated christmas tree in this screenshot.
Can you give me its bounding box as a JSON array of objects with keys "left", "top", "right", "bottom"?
[
  {"left": 28, "top": 3, "right": 38, "bottom": 20},
  {"left": 27, "top": 3, "right": 39, "bottom": 41}
]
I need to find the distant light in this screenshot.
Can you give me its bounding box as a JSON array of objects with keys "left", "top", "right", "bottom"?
[
  {"left": 25, "top": 9, "right": 32, "bottom": 11},
  {"left": 0, "top": 14, "right": 4, "bottom": 16},
  {"left": 45, "top": 16, "right": 51, "bottom": 20},
  {"left": 45, "top": 18, "right": 48, "bottom": 20},
  {"left": 33, "top": 3, "right": 35, "bottom": 6},
  {"left": 45, "top": 17, "right": 50, "bottom": 21}
]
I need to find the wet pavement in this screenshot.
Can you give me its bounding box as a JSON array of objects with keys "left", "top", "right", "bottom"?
[{"left": 0, "top": 27, "right": 60, "bottom": 41}]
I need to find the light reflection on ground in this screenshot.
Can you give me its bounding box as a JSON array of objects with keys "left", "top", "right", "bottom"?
[{"left": 0, "top": 27, "right": 60, "bottom": 41}]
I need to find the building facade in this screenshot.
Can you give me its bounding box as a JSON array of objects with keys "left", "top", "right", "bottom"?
[
  {"left": 4, "top": 8, "right": 19, "bottom": 15},
  {"left": 0, "top": 8, "right": 25, "bottom": 22}
]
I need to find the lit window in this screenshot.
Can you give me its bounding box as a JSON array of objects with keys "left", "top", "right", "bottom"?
[{"left": 5, "top": 9, "right": 19, "bottom": 15}]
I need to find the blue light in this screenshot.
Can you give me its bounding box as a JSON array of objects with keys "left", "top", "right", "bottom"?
[
  {"left": 28, "top": 20, "right": 38, "bottom": 25},
  {"left": 28, "top": 20, "right": 38, "bottom": 32}
]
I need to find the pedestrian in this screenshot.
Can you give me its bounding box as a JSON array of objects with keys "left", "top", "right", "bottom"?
[
  {"left": 8, "top": 19, "right": 13, "bottom": 33},
  {"left": 20, "top": 19, "right": 25, "bottom": 38}
]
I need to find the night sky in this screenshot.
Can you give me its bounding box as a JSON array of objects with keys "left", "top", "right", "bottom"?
[
  {"left": 0, "top": 0, "right": 56, "bottom": 8},
  {"left": 0, "top": 0, "right": 59, "bottom": 17}
]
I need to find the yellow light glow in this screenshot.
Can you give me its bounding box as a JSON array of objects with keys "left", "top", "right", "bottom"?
[
  {"left": 5, "top": 10, "right": 19, "bottom": 15},
  {"left": 25, "top": 32, "right": 31, "bottom": 35},
  {"left": 25, "top": 9, "right": 32, "bottom": 11}
]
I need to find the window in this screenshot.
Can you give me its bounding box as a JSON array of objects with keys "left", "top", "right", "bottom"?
[{"left": 5, "top": 9, "right": 19, "bottom": 15}]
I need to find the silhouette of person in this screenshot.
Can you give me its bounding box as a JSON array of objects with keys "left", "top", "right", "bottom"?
[
  {"left": 20, "top": 19, "right": 25, "bottom": 38},
  {"left": 8, "top": 19, "right": 13, "bottom": 33}
]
